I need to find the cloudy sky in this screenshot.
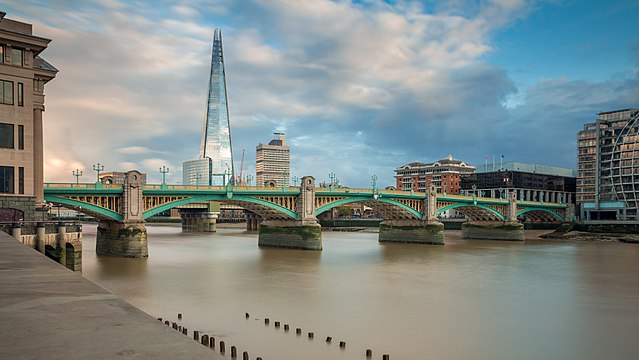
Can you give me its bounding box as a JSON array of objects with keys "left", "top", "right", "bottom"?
[{"left": 2, "top": 0, "right": 638, "bottom": 187}]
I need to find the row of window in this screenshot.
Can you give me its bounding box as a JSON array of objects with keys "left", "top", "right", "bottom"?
[
  {"left": 0, "top": 80, "right": 24, "bottom": 106},
  {"left": 0, "top": 123, "right": 24, "bottom": 149},
  {"left": 0, "top": 165, "right": 24, "bottom": 194},
  {"left": 0, "top": 45, "right": 23, "bottom": 66}
]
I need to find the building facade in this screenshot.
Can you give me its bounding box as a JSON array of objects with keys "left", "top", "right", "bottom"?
[
  {"left": 461, "top": 161, "right": 576, "bottom": 204},
  {"left": 256, "top": 133, "right": 290, "bottom": 187},
  {"left": 0, "top": 13, "right": 57, "bottom": 221},
  {"left": 394, "top": 155, "right": 475, "bottom": 194},
  {"left": 183, "top": 29, "right": 234, "bottom": 186},
  {"left": 577, "top": 108, "right": 639, "bottom": 220}
]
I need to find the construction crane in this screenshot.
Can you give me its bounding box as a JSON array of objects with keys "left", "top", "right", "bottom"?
[{"left": 239, "top": 148, "right": 245, "bottom": 184}]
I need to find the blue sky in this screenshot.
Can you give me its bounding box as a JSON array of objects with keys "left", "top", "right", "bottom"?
[{"left": 2, "top": 0, "right": 638, "bottom": 187}]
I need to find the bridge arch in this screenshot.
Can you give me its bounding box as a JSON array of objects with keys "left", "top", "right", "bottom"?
[
  {"left": 143, "top": 195, "right": 298, "bottom": 220},
  {"left": 44, "top": 195, "right": 123, "bottom": 221},
  {"left": 436, "top": 203, "right": 506, "bottom": 221},
  {"left": 314, "top": 197, "right": 423, "bottom": 220},
  {"left": 516, "top": 208, "right": 564, "bottom": 222}
]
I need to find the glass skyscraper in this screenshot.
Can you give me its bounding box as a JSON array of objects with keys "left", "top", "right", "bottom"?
[{"left": 183, "top": 29, "right": 234, "bottom": 186}]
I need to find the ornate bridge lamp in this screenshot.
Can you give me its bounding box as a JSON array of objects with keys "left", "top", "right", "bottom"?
[
  {"left": 443, "top": 181, "right": 447, "bottom": 196},
  {"left": 292, "top": 176, "right": 298, "bottom": 187},
  {"left": 194, "top": 173, "right": 201, "bottom": 187},
  {"left": 72, "top": 169, "right": 83, "bottom": 185},
  {"left": 92, "top": 163, "right": 104, "bottom": 188},
  {"left": 329, "top": 172, "right": 336, "bottom": 188},
  {"left": 472, "top": 184, "right": 477, "bottom": 205},
  {"left": 540, "top": 191, "right": 545, "bottom": 204},
  {"left": 246, "top": 175, "right": 253, "bottom": 187},
  {"left": 159, "top": 166, "right": 169, "bottom": 186},
  {"left": 371, "top": 175, "right": 379, "bottom": 199}
]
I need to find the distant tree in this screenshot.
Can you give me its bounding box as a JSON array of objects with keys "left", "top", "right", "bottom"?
[{"left": 337, "top": 206, "right": 352, "bottom": 218}]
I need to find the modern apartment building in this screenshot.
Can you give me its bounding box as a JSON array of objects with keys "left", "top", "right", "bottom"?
[
  {"left": 256, "top": 133, "right": 290, "bottom": 187},
  {"left": 577, "top": 108, "right": 639, "bottom": 220},
  {"left": 461, "top": 161, "right": 576, "bottom": 203},
  {"left": 183, "top": 29, "right": 234, "bottom": 186},
  {"left": 394, "top": 155, "right": 475, "bottom": 194},
  {"left": 0, "top": 12, "right": 57, "bottom": 221}
]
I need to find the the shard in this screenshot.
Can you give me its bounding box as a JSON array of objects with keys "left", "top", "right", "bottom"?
[{"left": 183, "top": 29, "right": 234, "bottom": 186}]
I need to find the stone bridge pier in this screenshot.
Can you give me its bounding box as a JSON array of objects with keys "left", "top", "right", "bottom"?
[
  {"left": 180, "top": 208, "right": 217, "bottom": 232},
  {"left": 461, "top": 191, "right": 525, "bottom": 241},
  {"left": 258, "top": 176, "right": 322, "bottom": 250},
  {"left": 245, "top": 212, "right": 260, "bottom": 231},
  {"left": 378, "top": 185, "right": 445, "bottom": 245},
  {"left": 96, "top": 171, "right": 148, "bottom": 258}
]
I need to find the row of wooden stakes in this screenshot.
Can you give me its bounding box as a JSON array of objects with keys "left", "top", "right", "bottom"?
[{"left": 253, "top": 312, "right": 390, "bottom": 359}]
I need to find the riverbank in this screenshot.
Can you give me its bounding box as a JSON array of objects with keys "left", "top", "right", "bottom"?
[{"left": 0, "top": 231, "right": 223, "bottom": 360}]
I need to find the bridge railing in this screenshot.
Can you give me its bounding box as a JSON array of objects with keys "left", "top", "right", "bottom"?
[{"left": 44, "top": 183, "right": 123, "bottom": 189}]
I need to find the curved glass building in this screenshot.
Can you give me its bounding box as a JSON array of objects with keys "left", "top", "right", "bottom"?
[{"left": 183, "top": 29, "right": 234, "bottom": 186}]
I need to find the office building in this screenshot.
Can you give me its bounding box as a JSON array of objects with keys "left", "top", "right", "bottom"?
[
  {"left": 577, "top": 108, "right": 639, "bottom": 220},
  {"left": 461, "top": 161, "right": 576, "bottom": 204},
  {"left": 183, "top": 29, "right": 234, "bottom": 186},
  {"left": 256, "top": 133, "right": 290, "bottom": 187},
  {"left": 394, "top": 155, "right": 475, "bottom": 194},
  {"left": 0, "top": 12, "right": 57, "bottom": 221}
]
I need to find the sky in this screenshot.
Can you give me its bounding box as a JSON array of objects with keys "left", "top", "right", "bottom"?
[{"left": 2, "top": 0, "right": 638, "bottom": 187}]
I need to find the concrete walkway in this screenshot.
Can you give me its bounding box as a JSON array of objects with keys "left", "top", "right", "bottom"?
[{"left": 0, "top": 232, "right": 223, "bottom": 360}]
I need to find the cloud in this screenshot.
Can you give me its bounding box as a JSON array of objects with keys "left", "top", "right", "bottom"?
[{"left": 2, "top": 0, "right": 637, "bottom": 188}]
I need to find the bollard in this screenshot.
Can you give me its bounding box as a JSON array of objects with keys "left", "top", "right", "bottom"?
[
  {"left": 164, "top": 320, "right": 170, "bottom": 326},
  {"left": 245, "top": 312, "right": 250, "bottom": 318},
  {"left": 182, "top": 327, "right": 188, "bottom": 335},
  {"left": 172, "top": 322, "right": 178, "bottom": 330},
  {"left": 231, "top": 346, "right": 237, "bottom": 358},
  {"left": 326, "top": 336, "right": 332, "bottom": 343},
  {"left": 193, "top": 330, "right": 199, "bottom": 341},
  {"left": 178, "top": 325, "right": 182, "bottom": 331},
  {"left": 284, "top": 324, "right": 289, "bottom": 331},
  {"left": 296, "top": 328, "right": 302, "bottom": 335},
  {"left": 308, "top": 332, "right": 314, "bottom": 339},
  {"left": 157, "top": 317, "right": 162, "bottom": 322},
  {"left": 242, "top": 351, "right": 249, "bottom": 360},
  {"left": 382, "top": 354, "right": 390, "bottom": 360},
  {"left": 275, "top": 321, "right": 280, "bottom": 328},
  {"left": 366, "top": 349, "right": 372, "bottom": 357},
  {"left": 220, "top": 341, "right": 226, "bottom": 353},
  {"left": 210, "top": 336, "right": 215, "bottom": 348},
  {"left": 265, "top": 318, "right": 270, "bottom": 325},
  {"left": 201, "top": 335, "right": 209, "bottom": 346},
  {"left": 178, "top": 313, "right": 182, "bottom": 320},
  {"left": 339, "top": 341, "right": 346, "bottom": 348}
]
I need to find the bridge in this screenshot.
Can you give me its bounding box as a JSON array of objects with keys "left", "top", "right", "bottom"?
[{"left": 44, "top": 171, "right": 573, "bottom": 257}]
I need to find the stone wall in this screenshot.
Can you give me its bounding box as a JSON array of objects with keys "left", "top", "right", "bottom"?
[
  {"left": 96, "top": 221, "right": 148, "bottom": 258},
  {"left": 378, "top": 220, "right": 445, "bottom": 244},
  {"left": 258, "top": 223, "right": 322, "bottom": 250},
  {"left": 0, "top": 196, "right": 36, "bottom": 221}
]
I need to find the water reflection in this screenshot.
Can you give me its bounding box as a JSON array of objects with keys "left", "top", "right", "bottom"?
[{"left": 81, "top": 225, "right": 639, "bottom": 360}]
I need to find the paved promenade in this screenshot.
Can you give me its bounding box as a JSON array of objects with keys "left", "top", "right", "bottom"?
[{"left": 0, "top": 232, "right": 223, "bottom": 360}]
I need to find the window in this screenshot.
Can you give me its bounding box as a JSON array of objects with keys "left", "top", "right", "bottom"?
[
  {"left": 18, "top": 125, "right": 23, "bottom": 150},
  {"left": 0, "top": 45, "right": 3, "bottom": 63},
  {"left": 0, "top": 123, "right": 14, "bottom": 148},
  {"left": 0, "top": 166, "right": 14, "bottom": 194},
  {"left": 18, "top": 167, "right": 24, "bottom": 194},
  {"left": 17, "top": 82, "right": 23, "bottom": 106},
  {"left": 0, "top": 80, "right": 13, "bottom": 105},
  {"left": 11, "top": 48, "right": 22, "bottom": 66}
]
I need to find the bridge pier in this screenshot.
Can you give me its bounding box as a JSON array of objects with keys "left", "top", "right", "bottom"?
[
  {"left": 378, "top": 219, "right": 445, "bottom": 244},
  {"left": 258, "top": 176, "right": 322, "bottom": 250},
  {"left": 180, "top": 211, "right": 217, "bottom": 232},
  {"left": 246, "top": 212, "right": 260, "bottom": 231},
  {"left": 96, "top": 220, "right": 148, "bottom": 257},
  {"left": 461, "top": 221, "right": 525, "bottom": 241}
]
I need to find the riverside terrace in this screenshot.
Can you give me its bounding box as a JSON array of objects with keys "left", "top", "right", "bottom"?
[{"left": 42, "top": 171, "right": 573, "bottom": 257}]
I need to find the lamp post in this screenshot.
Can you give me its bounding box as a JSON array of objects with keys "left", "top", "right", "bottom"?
[
  {"left": 159, "top": 166, "right": 169, "bottom": 184},
  {"left": 92, "top": 163, "right": 104, "bottom": 183},
  {"left": 329, "top": 172, "right": 336, "bottom": 187},
  {"left": 371, "top": 175, "right": 378, "bottom": 199},
  {"left": 292, "top": 176, "right": 298, "bottom": 186},
  {"left": 72, "top": 169, "right": 83, "bottom": 184},
  {"left": 443, "top": 181, "right": 447, "bottom": 196},
  {"left": 246, "top": 175, "right": 253, "bottom": 186},
  {"left": 194, "top": 173, "right": 201, "bottom": 187}
]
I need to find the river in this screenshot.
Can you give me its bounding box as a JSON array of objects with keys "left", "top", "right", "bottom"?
[{"left": 81, "top": 224, "right": 639, "bottom": 360}]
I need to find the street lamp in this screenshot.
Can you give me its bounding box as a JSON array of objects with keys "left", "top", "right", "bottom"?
[
  {"left": 246, "top": 175, "right": 253, "bottom": 186},
  {"left": 194, "top": 173, "right": 201, "bottom": 187},
  {"left": 329, "top": 172, "right": 336, "bottom": 187},
  {"left": 72, "top": 169, "right": 83, "bottom": 184},
  {"left": 92, "top": 163, "right": 104, "bottom": 183},
  {"left": 159, "top": 166, "right": 170, "bottom": 184},
  {"left": 292, "top": 176, "right": 298, "bottom": 186}
]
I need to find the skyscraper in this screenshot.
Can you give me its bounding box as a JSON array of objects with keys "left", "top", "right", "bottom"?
[{"left": 183, "top": 29, "right": 234, "bottom": 186}]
